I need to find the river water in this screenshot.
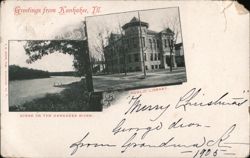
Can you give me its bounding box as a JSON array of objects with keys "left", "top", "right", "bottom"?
[{"left": 9, "top": 76, "right": 82, "bottom": 107}]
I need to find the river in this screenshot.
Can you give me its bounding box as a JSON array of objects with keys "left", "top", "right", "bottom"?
[{"left": 9, "top": 76, "right": 82, "bottom": 107}]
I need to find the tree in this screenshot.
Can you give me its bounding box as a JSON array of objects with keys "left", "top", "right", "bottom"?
[
  {"left": 24, "top": 40, "right": 86, "bottom": 76},
  {"left": 9, "top": 65, "right": 50, "bottom": 80},
  {"left": 163, "top": 16, "right": 181, "bottom": 43},
  {"left": 163, "top": 15, "right": 181, "bottom": 72},
  {"left": 91, "top": 26, "right": 111, "bottom": 74}
]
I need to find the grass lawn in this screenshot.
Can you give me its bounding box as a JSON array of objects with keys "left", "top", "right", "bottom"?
[{"left": 10, "top": 79, "right": 102, "bottom": 111}]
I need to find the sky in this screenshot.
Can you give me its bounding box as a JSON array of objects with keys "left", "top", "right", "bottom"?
[
  {"left": 9, "top": 41, "right": 75, "bottom": 72},
  {"left": 8, "top": 7, "right": 182, "bottom": 72},
  {"left": 9, "top": 20, "right": 85, "bottom": 72},
  {"left": 8, "top": 8, "right": 86, "bottom": 72},
  {"left": 86, "top": 7, "right": 182, "bottom": 60}
]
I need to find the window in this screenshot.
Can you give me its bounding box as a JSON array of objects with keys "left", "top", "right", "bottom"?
[
  {"left": 157, "top": 40, "right": 160, "bottom": 48},
  {"left": 120, "top": 57, "right": 124, "bottom": 64},
  {"left": 150, "top": 53, "right": 153, "bottom": 61},
  {"left": 131, "top": 38, "right": 134, "bottom": 47},
  {"left": 128, "top": 55, "right": 131, "bottom": 63},
  {"left": 145, "top": 65, "right": 148, "bottom": 70},
  {"left": 126, "top": 39, "right": 129, "bottom": 48},
  {"left": 135, "top": 66, "right": 140, "bottom": 71},
  {"left": 151, "top": 65, "right": 154, "bottom": 69},
  {"left": 149, "top": 39, "right": 152, "bottom": 49},
  {"left": 134, "top": 54, "right": 139, "bottom": 62},
  {"left": 142, "top": 37, "right": 145, "bottom": 47},
  {"left": 164, "top": 39, "right": 167, "bottom": 48},
  {"left": 144, "top": 53, "right": 147, "bottom": 61},
  {"left": 153, "top": 39, "right": 156, "bottom": 50},
  {"left": 154, "top": 53, "right": 157, "bottom": 61},
  {"left": 158, "top": 54, "right": 160, "bottom": 60},
  {"left": 133, "top": 38, "right": 137, "bottom": 48},
  {"left": 155, "top": 65, "right": 158, "bottom": 69}
]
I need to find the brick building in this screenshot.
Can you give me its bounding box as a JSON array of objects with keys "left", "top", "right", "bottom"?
[{"left": 104, "top": 17, "right": 180, "bottom": 74}]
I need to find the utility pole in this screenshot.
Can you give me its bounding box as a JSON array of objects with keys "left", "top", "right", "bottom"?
[
  {"left": 138, "top": 11, "right": 146, "bottom": 78},
  {"left": 83, "top": 21, "right": 94, "bottom": 92}
]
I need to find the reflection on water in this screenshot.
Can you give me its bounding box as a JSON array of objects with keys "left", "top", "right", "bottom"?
[{"left": 9, "top": 76, "right": 81, "bottom": 107}]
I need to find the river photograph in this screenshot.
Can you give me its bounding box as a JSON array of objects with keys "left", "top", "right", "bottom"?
[{"left": 9, "top": 40, "right": 102, "bottom": 111}]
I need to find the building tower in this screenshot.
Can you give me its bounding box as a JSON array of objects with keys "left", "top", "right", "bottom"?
[{"left": 122, "top": 17, "right": 149, "bottom": 72}]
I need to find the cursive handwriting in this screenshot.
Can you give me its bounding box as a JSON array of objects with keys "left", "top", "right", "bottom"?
[
  {"left": 124, "top": 95, "right": 171, "bottom": 121},
  {"left": 69, "top": 88, "right": 249, "bottom": 156},
  {"left": 69, "top": 132, "right": 116, "bottom": 155},
  {"left": 175, "top": 88, "right": 248, "bottom": 111},
  {"left": 168, "top": 118, "right": 210, "bottom": 129},
  {"left": 112, "top": 118, "right": 163, "bottom": 139},
  {"left": 121, "top": 124, "right": 236, "bottom": 155},
  {"left": 124, "top": 88, "right": 248, "bottom": 121}
]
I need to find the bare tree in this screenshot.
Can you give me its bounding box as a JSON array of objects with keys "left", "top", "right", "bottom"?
[
  {"left": 163, "top": 16, "right": 181, "bottom": 43},
  {"left": 91, "top": 26, "right": 111, "bottom": 74},
  {"left": 162, "top": 15, "right": 181, "bottom": 71}
]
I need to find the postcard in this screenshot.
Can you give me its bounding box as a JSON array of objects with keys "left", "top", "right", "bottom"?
[
  {"left": 85, "top": 7, "right": 187, "bottom": 92},
  {"left": 1, "top": 0, "right": 249, "bottom": 158}
]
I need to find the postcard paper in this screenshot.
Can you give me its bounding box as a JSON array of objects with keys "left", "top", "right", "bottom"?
[{"left": 1, "top": 1, "right": 249, "bottom": 157}]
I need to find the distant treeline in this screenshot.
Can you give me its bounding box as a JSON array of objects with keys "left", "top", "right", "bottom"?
[
  {"left": 9, "top": 65, "right": 50, "bottom": 81},
  {"left": 9, "top": 65, "right": 78, "bottom": 81},
  {"left": 49, "top": 71, "right": 77, "bottom": 76}
]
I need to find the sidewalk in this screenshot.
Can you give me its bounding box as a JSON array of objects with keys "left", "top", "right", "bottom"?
[
  {"left": 93, "top": 67, "right": 187, "bottom": 91},
  {"left": 93, "top": 67, "right": 186, "bottom": 80}
]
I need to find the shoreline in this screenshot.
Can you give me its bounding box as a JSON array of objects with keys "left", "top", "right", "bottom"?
[{"left": 9, "top": 79, "right": 101, "bottom": 112}]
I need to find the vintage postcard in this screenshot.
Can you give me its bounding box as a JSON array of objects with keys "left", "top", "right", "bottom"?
[
  {"left": 85, "top": 7, "right": 187, "bottom": 92},
  {"left": 1, "top": 1, "right": 249, "bottom": 158},
  {"left": 8, "top": 40, "right": 101, "bottom": 111}
]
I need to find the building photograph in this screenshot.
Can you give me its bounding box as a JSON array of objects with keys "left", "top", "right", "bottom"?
[{"left": 86, "top": 7, "right": 187, "bottom": 91}]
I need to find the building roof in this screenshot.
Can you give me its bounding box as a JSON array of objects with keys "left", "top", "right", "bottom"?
[
  {"left": 160, "top": 28, "right": 175, "bottom": 35},
  {"left": 110, "top": 33, "right": 122, "bottom": 40},
  {"left": 130, "top": 17, "right": 139, "bottom": 22},
  {"left": 122, "top": 17, "right": 149, "bottom": 30},
  {"left": 147, "top": 29, "right": 158, "bottom": 35}
]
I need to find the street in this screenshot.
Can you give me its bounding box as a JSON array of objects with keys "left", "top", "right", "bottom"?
[{"left": 93, "top": 67, "right": 187, "bottom": 92}]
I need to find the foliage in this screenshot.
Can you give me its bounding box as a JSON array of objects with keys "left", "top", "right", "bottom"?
[
  {"left": 23, "top": 40, "right": 86, "bottom": 76},
  {"left": 49, "top": 71, "right": 77, "bottom": 76},
  {"left": 9, "top": 65, "right": 50, "bottom": 80}
]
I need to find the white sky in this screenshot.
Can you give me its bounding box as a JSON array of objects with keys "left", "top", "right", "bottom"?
[
  {"left": 9, "top": 41, "right": 75, "bottom": 72},
  {"left": 86, "top": 7, "right": 182, "bottom": 59},
  {"left": 8, "top": 19, "right": 85, "bottom": 72},
  {"left": 8, "top": 7, "right": 182, "bottom": 71}
]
